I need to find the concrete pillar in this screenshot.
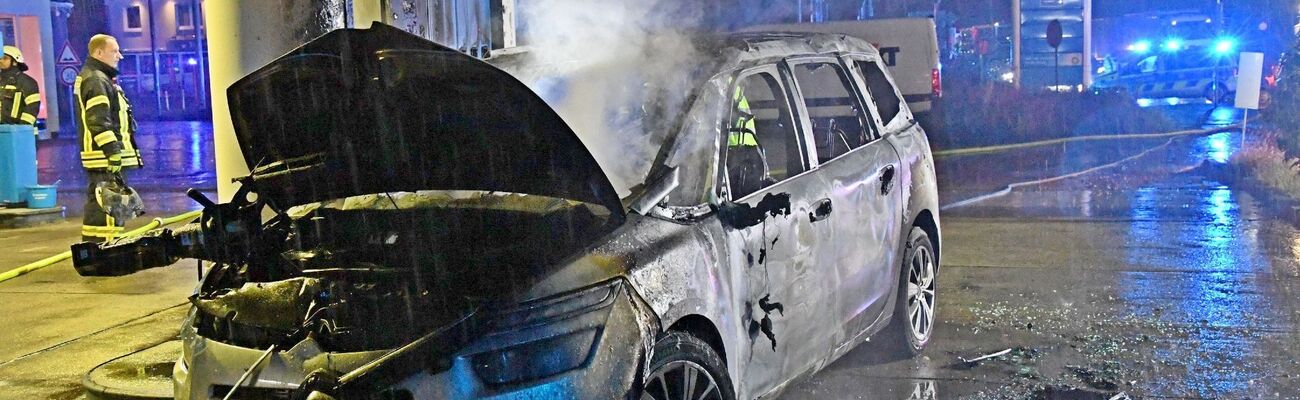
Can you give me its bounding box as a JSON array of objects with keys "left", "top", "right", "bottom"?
[
  {"left": 1082, "top": 0, "right": 1092, "bottom": 88},
  {"left": 353, "top": 0, "right": 385, "bottom": 28},
  {"left": 501, "top": 0, "right": 516, "bottom": 48},
  {"left": 1012, "top": 0, "right": 1021, "bottom": 89},
  {"left": 205, "top": 0, "right": 351, "bottom": 201},
  {"left": 50, "top": 1, "right": 73, "bottom": 134}
]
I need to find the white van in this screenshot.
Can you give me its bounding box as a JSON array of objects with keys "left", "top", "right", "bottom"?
[{"left": 742, "top": 18, "right": 942, "bottom": 113}]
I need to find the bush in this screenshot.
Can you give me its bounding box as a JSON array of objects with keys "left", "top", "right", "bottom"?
[
  {"left": 925, "top": 82, "right": 1178, "bottom": 149},
  {"left": 1231, "top": 130, "right": 1300, "bottom": 199},
  {"left": 1264, "top": 37, "right": 1300, "bottom": 157}
]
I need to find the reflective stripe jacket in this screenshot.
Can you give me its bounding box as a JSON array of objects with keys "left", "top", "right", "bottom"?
[
  {"left": 0, "top": 68, "right": 40, "bottom": 126},
  {"left": 75, "top": 58, "right": 139, "bottom": 170}
]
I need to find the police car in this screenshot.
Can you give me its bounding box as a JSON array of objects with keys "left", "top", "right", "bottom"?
[{"left": 1093, "top": 35, "right": 1240, "bottom": 104}]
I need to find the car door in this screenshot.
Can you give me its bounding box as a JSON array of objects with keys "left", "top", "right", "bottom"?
[
  {"left": 786, "top": 57, "right": 904, "bottom": 349},
  {"left": 719, "top": 64, "right": 833, "bottom": 396}
]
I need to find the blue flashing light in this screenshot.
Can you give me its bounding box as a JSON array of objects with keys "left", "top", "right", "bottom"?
[
  {"left": 1127, "top": 40, "right": 1153, "bottom": 54},
  {"left": 1162, "top": 38, "right": 1184, "bottom": 52},
  {"left": 1212, "top": 37, "right": 1237, "bottom": 55},
  {"left": 1136, "top": 98, "right": 1155, "bottom": 107}
]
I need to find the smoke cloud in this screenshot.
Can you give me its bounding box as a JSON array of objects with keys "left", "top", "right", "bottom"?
[{"left": 501, "top": 0, "right": 716, "bottom": 198}]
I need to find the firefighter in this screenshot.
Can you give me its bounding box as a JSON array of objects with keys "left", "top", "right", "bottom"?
[
  {"left": 0, "top": 46, "right": 41, "bottom": 128},
  {"left": 729, "top": 84, "right": 758, "bottom": 147},
  {"left": 76, "top": 34, "right": 140, "bottom": 242}
]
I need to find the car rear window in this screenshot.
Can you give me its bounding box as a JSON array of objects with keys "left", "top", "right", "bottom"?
[
  {"left": 791, "top": 61, "right": 873, "bottom": 162},
  {"left": 856, "top": 60, "right": 903, "bottom": 126}
]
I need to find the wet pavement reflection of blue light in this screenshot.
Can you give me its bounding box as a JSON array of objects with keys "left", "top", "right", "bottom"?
[{"left": 1123, "top": 177, "right": 1263, "bottom": 396}]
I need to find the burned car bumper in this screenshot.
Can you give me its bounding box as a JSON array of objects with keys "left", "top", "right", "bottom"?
[{"left": 174, "top": 279, "right": 658, "bottom": 399}]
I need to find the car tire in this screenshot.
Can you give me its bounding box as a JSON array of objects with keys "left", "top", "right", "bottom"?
[
  {"left": 641, "top": 331, "right": 735, "bottom": 400},
  {"left": 1205, "top": 82, "right": 1228, "bottom": 104},
  {"left": 881, "top": 227, "right": 938, "bottom": 358}
]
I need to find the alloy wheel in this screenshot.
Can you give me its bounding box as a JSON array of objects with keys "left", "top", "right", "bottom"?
[
  {"left": 641, "top": 360, "right": 724, "bottom": 400},
  {"left": 906, "top": 245, "right": 936, "bottom": 342}
]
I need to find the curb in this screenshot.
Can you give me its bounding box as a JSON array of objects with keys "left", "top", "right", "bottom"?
[{"left": 83, "top": 340, "right": 180, "bottom": 400}]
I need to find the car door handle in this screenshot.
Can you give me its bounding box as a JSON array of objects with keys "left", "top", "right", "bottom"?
[
  {"left": 809, "top": 198, "right": 833, "bottom": 222},
  {"left": 879, "top": 165, "right": 896, "bottom": 196}
]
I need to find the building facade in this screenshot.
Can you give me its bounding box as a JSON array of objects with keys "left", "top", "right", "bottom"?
[{"left": 103, "top": 0, "right": 207, "bottom": 120}]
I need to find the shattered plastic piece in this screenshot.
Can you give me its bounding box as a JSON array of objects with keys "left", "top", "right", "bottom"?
[{"left": 958, "top": 348, "right": 1012, "bottom": 364}]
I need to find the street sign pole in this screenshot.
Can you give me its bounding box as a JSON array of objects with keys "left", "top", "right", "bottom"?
[{"left": 1046, "top": 19, "right": 1063, "bottom": 90}]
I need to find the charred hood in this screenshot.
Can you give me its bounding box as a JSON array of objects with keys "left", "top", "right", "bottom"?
[{"left": 227, "top": 23, "right": 623, "bottom": 215}]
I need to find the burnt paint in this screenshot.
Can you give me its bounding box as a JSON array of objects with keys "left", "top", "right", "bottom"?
[
  {"left": 719, "top": 192, "right": 792, "bottom": 229},
  {"left": 745, "top": 294, "right": 786, "bottom": 351}
]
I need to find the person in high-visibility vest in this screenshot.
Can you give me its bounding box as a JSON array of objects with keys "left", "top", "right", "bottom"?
[
  {"left": 76, "top": 34, "right": 141, "bottom": 242},
  {"left": 0, "top": 46, "right": 41, "bottom": 128},
  {"left": 729, "top": 84, "right": 760, "bottom": 148}
]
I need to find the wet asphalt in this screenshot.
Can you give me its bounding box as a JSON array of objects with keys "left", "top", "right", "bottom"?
[
  {"left": 3, "top": 106, "right": 1298, "bottom": 399},
  {"left": 34, "top": 120, "right": 218, "bottom": 218},
  {"left": 779, "top": 107, "right": 1300, "bottom": 399}
]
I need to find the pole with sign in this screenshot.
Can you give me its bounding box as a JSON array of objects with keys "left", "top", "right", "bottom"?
[
  {"left": 1235, "top": 52, "right": 1264, "bottom": 146},
  {"left": 1047, "top": 19, "right": 1062, "bottom": 89},
  {"left": 56, "top": 41, "right": 81, "bottom": 140}
]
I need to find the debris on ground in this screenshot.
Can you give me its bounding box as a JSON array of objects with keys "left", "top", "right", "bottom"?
[{"left": 959, "top": 348, "right": 1012, "bottom": 364}]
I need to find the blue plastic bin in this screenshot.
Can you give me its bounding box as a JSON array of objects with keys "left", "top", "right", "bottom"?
[
  {"left": 0, "top": 124, "right": 37, "bottom": 204},
  {"left": 24, "top": 184, "right": 57, "bottom": 209}
]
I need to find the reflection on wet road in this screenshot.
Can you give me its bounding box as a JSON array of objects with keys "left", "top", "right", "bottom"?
[
  {"left": 36, "top": 121, "right": 216, "bottom": 216},
  {"left": 784, "top": 129, "right": 1300, "bottom": 398}
]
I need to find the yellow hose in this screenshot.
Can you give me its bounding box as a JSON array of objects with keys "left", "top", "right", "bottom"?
[
  {"left": 933, "top": 124, "right": 1242, "bottom": 158},
  {"left": 0, "top": 209, "right": 203, "bottom": 284}
]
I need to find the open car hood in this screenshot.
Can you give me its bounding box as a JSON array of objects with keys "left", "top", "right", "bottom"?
[{"left": 227, "top": 23, "right": 623, "bottom": 215}]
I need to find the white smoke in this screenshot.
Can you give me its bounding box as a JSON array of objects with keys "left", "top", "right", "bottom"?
[{"left": 503, "top": 0, "right": 712, "bottom": 199}]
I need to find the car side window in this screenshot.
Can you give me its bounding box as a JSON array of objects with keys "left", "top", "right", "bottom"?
[
  {"left": 790, "top": 61, "right": 874, "bottom": 163},
  {"left": 725, "top": 70, "right": 806, "bottom": 200},
  {"left": 855, "top": 60, "right": 904, "bottom": 126}
]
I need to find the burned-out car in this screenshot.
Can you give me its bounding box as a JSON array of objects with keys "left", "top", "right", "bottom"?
[{"left": 72, "top": 23, "right": 940, "bottom": 399}]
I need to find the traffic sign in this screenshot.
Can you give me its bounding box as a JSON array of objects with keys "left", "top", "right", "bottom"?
[
  {"left": 56, "top": 41, "right": 79, "bottom": 65},
  {"left": 1045, "top": 20, "right": 1063, "bottom": 49},
  {"left": 59, "top": 65, "right": 77, "bottom": 85},
  {"left": 1235, "top": 52, "right": 1264, "bottom": 110}
]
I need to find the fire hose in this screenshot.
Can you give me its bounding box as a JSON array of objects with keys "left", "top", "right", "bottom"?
[{"left": 0, "top": 209, "right": 202, "bottom": 284}]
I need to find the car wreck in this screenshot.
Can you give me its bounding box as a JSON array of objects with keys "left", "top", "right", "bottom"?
[{"left": 71, "top": 23, "right": 941, "bottom": 400}]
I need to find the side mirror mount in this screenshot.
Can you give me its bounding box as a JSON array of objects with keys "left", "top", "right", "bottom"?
[{"left": 629, "top": 166, "right": 680, "bottom": 215}]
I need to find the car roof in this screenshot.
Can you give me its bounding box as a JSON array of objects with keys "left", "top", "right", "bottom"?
[
  {"left": 706, "top": 31, "right": 882, "bottom": 68},
  {"left": 489, "top": 31, "right": 882, "bottom": 75}
]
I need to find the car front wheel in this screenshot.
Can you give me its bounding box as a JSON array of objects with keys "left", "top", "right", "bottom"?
[{"left": 641, "top": 331, "right": 735, "bottom": 400}]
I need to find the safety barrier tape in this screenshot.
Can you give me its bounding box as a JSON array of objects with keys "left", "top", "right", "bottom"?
[
  {"left": 938, "top": 122, "right": 1245, "bottom": 211},
  {"left": 0, "top": 209, "right": 203, "bottom": 284}
]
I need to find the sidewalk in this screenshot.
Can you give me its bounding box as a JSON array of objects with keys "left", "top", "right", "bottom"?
[{"left": 0, "top": 217, "right": 197, "bottom": 400}]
